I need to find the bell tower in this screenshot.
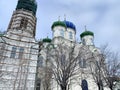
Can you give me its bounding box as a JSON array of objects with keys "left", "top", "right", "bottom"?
[
  {"left": 7, "top": 0, "right": 37, "bottom": 37},
  {"left": 0, "top": 0, "right": 39, "bottom": 90}
]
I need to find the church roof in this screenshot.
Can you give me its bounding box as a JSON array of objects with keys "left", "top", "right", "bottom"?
[
  {"left": 0, "top": 34, "right": 4, "bottom": 37},
  {"left": 63, "top": 20, "right": 76, "bottom": 31},
  {"left": 80, "top": 31, "right": 94, "bottom": 38},
  {"left": 0, "top": 31, "right": 5, "bottom": 37},
  {"left": 51, "top": 20, "right": 76, "bottom": 32},
  {"left": 16, "top": 0, "right": 37, "bottom": 15},
  {"left": 42, "top": 37, "right": 52, "bottom": 43},
  {"left": 51, "top": 21, "right": 66, "bottom": 29}
]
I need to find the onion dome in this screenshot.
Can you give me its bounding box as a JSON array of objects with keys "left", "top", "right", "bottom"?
[
  {"left": 0, "top": 33, "right": 4, "bottom": 37},
  {"left": 63, "top": 20, "right": 76, "bottom": 31},
  {"left": 42, "top": 37, "right": 52, "bottom": 43},
  {"left": 16, "top": 0, "right": 37, "bottom": 15},
  {"left": 0, "top": 31, "right": 5, "bottom": 37},
  {"left": 80, "top": 31, "right": 94, "bottom": 38},
  {"left": 51, "top": 21, "right": 66, "bottom": 29}
]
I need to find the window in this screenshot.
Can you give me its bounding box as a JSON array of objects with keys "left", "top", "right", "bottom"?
[
  {"left": 90, "top": 38, "right": 93, "bottom": 42},
  {"left": 0, "top": 44, "right": 5, "bottom": 56},
  {"left": 20, "top": 17, "right": 28, "bottom": 29},
  {"left": 69, "top": 32, "right": 73, "bottom": 39},
  {"left": 10, "top": 46, "right": 17, "bottom": 58},
  {"left": 37, "top": 56, "right": 43, "bottom": 67},
  {"left": 79, "top": 58, "right": 86, "bottom": 68},
  {"left": 18, "top": 47, "right": 24, "bottom": 59},
  {"left": 60, "top": 29, "right": 64, "bottom": 37},
  {"left": 82, "top": 39, "right": 86, "bottom": 45},
  {"left": 61, "top": 54, "right": 66, "bottom": 65}
]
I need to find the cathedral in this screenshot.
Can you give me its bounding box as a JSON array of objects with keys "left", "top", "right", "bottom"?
[{"left": 0, "top": 0, "right": 116, "bottom": 90}]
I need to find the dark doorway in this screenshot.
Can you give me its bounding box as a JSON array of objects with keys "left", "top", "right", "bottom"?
[{"left": 81, "top": 79, "right": 88, "bottom": 90}]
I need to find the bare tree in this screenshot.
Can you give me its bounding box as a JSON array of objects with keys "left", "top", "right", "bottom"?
[
  {"left": 47, "top": 43, "right": 83, "bottom": 90},
  {"left": 36, "top": 42, "right": 53, "bottom": 90},
  {"left": 89, "top": 53, "right": 104, "bottom": 90},
  {"left": 36, "top": 63, "right": 52, "bottom": 90},
  {"left": 100, "top": 44, "right": 120, "bottom": 90},
  {"left": 42, "top": 67, "right": 52, "bottom": 90},
  {"left": 89, "top": 44, "right": 120, "bottom": 90}
]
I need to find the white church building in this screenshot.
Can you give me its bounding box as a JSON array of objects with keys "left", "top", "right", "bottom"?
[
  {"left": 37, "top": 17, "right": 108, "bottom": 90},
  {"left": 0, "top": 0, "right": 117, "bottom": 90}
]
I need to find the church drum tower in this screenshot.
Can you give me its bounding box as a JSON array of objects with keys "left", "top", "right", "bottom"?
[{"left": 0, "top": 0, "right": 39, "bottom": 90}]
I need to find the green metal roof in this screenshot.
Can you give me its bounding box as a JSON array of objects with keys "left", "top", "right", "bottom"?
[
  {"left": 0, "top": 34, "right": 4, "bottom": 37},
  {"left": 0, "top": 32, "right": 4, "bottom": 37},
  {"left": 16, "top": 0, "right": 37, "bottom": 15},
  {"left": 51, "top": 21, "right": 66, "bottom": 29},
  {"left": 42, "top": 37, "right": 52, "bottom": 43},
  {"left": 80, "top": 31, "right": 94, "bottom": 38}
]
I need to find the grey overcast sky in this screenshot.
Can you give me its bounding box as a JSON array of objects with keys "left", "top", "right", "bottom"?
[{"left": 0, "top": 0, "right": 120, "bottom": 52}]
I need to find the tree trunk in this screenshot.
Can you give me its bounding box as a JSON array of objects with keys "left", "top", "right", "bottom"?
[
  {"left": 98, "top": 85, "right": 101, "bottom": 90},
  {"left": 61, "top": 86, "right": 67, "bottom": 90},
  {"left": 98, "top": 83, "right": 104, "bottom": 90},
  {"left": 98, "top": 85, "right": 104, "bottom": 90},
  {"left": 109, "top": 86, "right": 113, "bottom": 90}
]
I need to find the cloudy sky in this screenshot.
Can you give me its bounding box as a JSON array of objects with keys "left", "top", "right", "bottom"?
[{"left": 0, "top": 0, "right": 120, "bottom": 52}]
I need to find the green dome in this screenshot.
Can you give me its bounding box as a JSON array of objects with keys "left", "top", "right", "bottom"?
[
  {"left": 51, "top": 21, "right": 66, "bottom": 29},
  {"left": 80, "top": 31, "right": 94, "bottom": 38},
  {"left": 0, "top": 34, "right": 4, "bottom": 37},
  {"left": 42, "top": 37, "right": 52, "bottom": 43},
  {"left": 0, "top": 31, "right": 5, "bottom": 37},
  {"left": 16, "top": 0, "right": 37, "bottom": 15}
]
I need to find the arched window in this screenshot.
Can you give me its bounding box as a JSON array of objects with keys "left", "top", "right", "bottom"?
[
  {"left": 82, "top": 39, "right": 86, "bottom": 45},
  {"left": 0, "top": 43, "right": 5, "bottom": 56},
  {"left": 79, "top": 58, "right": 86, "bottom": 68},
  {"left": 81, "top": 79, "right": 88, "bottom": 90},
  {"left": 69, "top": 31, "right": 73, "bottom": 39},
  {"left": 20, "top": 17, "right": 28, "bottom": 29},
  {"left": 60, "top": 29, "right": 64, "bottom": 37},
  {"left": 18, "top": 47, "right": 24, "bottom": 59},
  {"left": 38, "top": 56, "right": 43, "bottom": 67},
  {"left": 61, "top": 54, "right": 66, "bottom": 66},
  {"left": 10, "top": 46, "right": 17, "bottom": 58}
]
